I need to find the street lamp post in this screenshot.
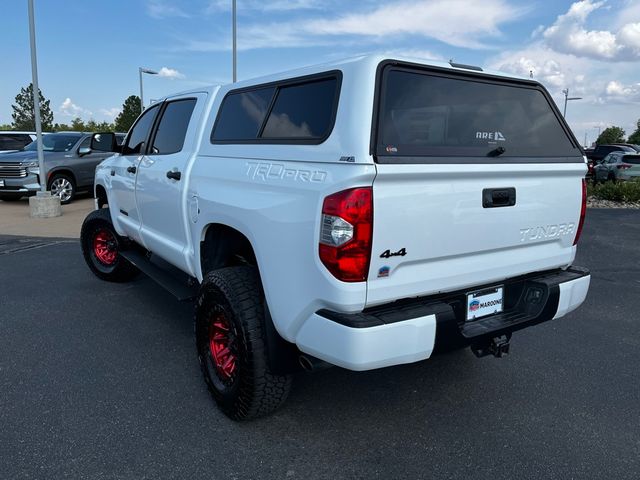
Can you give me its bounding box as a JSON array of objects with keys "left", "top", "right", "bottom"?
[
  {"left": 232, "top": 0, "right": 237, "bottom": 82},
  {"left": 594, "top": 126, "right": 602, "bottom": 144},
  {"left": 28, "top": 0, "right": 45, "bottom": 194},
  {"left": 139, "top": 67, "right": 158, "bottom": 111},
  {"left": 562, "top": 88, "right": 582, "bottom": 117},
  {"left": 27, "top": 0, "right": 61, "bottom": 218}
]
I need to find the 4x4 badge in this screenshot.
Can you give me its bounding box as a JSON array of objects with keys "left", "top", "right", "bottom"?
[{"left": 380, "top": 248, "right": 407, "bottom": 259}]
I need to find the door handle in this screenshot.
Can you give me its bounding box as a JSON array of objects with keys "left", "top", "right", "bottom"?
[
  {"left": 166, "top": 170, "right": 182, "bottom": 181},
  {"left": 482, "top": 188, "right": 516, "bottom": 208},
  {"left": 126, "top": 166, "right": 137, "bottom": 174}
]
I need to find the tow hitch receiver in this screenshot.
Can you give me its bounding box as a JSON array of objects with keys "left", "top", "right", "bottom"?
[{"left": 471, "top": 334, "right": 511, "bottom": 358}]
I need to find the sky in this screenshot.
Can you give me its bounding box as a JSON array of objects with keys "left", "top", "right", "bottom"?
[{"left": 2, "top": 0, "right": 639, "bottom": 146}]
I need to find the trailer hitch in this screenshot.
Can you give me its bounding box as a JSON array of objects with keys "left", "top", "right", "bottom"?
[{"left": 471, "top": 334, "right": 511, "bottom": 358}]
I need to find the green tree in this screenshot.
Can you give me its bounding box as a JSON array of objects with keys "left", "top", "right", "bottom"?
[
  {"left": 596, "top": 126, "right": 626, "bottom": 145},
  {"left": 52, "top": 122, "right": 71, "bottom": 131},
  {"left": 85, "top": 119, "right": 114, "bottom": 132},
  {"left": 71, "top": 117, "right": 86, "bottom": 131},
  {"left": 627, "top": 119, "right": 640, "bottom": 145},
  {"left": 11, "top": 83, "right": 54, "bottom": 131},
  {"left": 0, "top": 123, "right": 13, "bottom": 131},
  {"left": 114, "top": 95, "right": 141, "bottom": 132}
]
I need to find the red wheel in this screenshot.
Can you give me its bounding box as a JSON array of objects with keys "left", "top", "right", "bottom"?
[
  {"left": 80, "top": 208, "right": 138, "bottom": 282},
  {"left": 93, "top": 228, "right": 118, "bottom": 266},
  {"left": 208, "top": 310, "right": 238, "bottom": 383},
  {"left": 195, "top": 266, "right": 292, "bottom": 420}
]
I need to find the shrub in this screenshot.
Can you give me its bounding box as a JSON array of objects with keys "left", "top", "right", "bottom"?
[{"left": 588, "top": 178, "right": 640, "bottom": 203}]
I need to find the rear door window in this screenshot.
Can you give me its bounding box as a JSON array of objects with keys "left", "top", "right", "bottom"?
[
  {"left": 151, "top": 98, "right": 197, "bottom": 154},
  {"left": 122, "top": 104, "right": 160, "bottom": 155},
  {"left": 624, "top": 155, "right": 640, "bottom": 165},
  {"left": 375, "top": 65, "right": 581, "bottom": 162}
]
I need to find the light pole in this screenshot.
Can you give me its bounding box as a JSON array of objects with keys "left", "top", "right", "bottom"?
[
  {"left": 562, "top": 88, "right": 582, "bottom": 117},
  {"left": 27, "top": 0, "right": 61, "bottom": 217},
  {"left": 139, "top": 67, "right": 158, "bottom": 111},
  {"left": 232, "top": 0, "right": 237, "bottom": 82},
  {"left": 594, "top": 125, "right": 602, "bottom": 144},
  {"left": 28, "top": 0, "right": 45, "bottom": 194}
]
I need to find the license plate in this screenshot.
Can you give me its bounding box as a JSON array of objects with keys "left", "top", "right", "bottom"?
[
  {"left": 466, "top": 286, "right": 504, "bottom": 320},
  {"left": 0, "top": 180, "right": 4, "bottom": 187}
]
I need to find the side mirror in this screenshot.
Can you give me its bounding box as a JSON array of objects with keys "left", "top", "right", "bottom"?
[
  {"left": 91, "top": 132, "right": 121, "bottom": 153},
  {"left": 78, "top": 146, "right": 92, "bottom": 157}
]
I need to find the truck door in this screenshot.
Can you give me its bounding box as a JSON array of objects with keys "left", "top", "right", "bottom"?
[
  {"left": 135, "top": 93, "right": 204, "bottom": 273},
  {"left": 110, "top": 103, "right": 161, "bottom": 243}
]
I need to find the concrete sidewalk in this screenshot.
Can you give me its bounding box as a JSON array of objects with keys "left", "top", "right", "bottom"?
[{"left": 0, "top": 195, "right": 93, "bottom": 238}]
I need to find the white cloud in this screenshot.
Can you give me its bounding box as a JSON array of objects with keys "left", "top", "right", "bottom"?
[
  {"left": 147, "top": 0, "right": 189, "bottom": 19},
  {"left": 601, "top": 80, "right": 640, "bottom": 102},
  {"left": 157, "top": 67, "right": 186, "bottom": 79},
  {"left": 59, "top": 98, "right": 92, "bottom": 118},
  {"left": 304, "top": 0, "right": 527, "bottom": 49},
  {"left": 542, "top": 0, "right": 640, "bottom": 61},
  {"left": 99, "top": 107, "right": 120, "bottom": 119},
  {"left": 179, "top": 0, "right": 525, "bottom": 52},
  {"left": 206, "top": 0, "right": 322, "bottom": 13}
]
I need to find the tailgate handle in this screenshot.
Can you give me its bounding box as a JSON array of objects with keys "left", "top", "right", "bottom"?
[{"left": 483, "top": 188, "right": 516, "bottom": 208}]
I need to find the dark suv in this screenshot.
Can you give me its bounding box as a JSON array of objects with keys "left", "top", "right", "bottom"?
[
  {"left": 0, "top": 132, "right": 36, "bottom": 153},
  {"left": 0, "top": 132, "right": 123, "bottom": 204},
  {"left": 586, "top": 144, "right": 636, "bottom": 162}
]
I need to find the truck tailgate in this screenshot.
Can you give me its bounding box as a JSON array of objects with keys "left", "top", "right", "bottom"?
[{"left": 367, "top": 162, "right": 585, "bottom": 306}]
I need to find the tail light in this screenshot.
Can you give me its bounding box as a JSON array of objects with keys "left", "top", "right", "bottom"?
[
  {"left": 319, "top": 187, "right": 373, "bottom": 282},
  {"left": 617, "top": 163, "right": 632, "bottom": 169},
  {"left": 573, "top": 179, "right": 587, "bottom": 246}
]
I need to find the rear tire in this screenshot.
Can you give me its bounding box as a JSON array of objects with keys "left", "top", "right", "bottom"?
[
  {"left": 80, "top": 208, "right": 139, "bottom": 282},
  {"left": 195, "top": 266, "right": 292, "bottom": 420}
]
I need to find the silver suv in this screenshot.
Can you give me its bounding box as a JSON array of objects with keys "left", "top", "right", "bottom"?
[{"left": 0, "top": 132, "right": 123, "bottom": 204}]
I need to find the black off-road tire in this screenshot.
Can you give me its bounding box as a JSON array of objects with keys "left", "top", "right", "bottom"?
[
  {"left": 80, "top": 208, "right": 139, "bottom": 282},
  {"left": 195, "top": 266, "right": 292, "bottom": 420}
]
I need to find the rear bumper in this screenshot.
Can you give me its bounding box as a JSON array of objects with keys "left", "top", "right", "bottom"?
[{"left": 295, "top": 267, "right": 590, "bottom": 371}]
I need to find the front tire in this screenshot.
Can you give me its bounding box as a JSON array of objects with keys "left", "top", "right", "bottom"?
[
  {"left": 48, "top": 173, "right": 76, "bottom": 204},
  {"left": 80, "top": 208, "right": 139, "bottom": 282},
  {"left": 195, "top": 266, "right": 292, "bottom": 420}
]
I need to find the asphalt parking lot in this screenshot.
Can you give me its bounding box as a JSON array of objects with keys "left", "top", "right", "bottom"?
[{"left": 1, "top": 208, "right": 639, "bottom": 479}]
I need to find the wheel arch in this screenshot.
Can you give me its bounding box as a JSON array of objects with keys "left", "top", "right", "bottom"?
[
  {"left": 199, "top": 223, "right": 258, "bottom": 275},
  {"left": 47, "top": 168, "right": 77, "bottom": 187},
  {"left": 95, "top": 183, "right": 108, "bottom": 208},
  {"left": 198, "top": 224, "right": 302, "bottom": 375}
]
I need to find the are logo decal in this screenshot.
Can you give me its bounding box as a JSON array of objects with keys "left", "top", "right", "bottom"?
[
  {"left": 469, "top": 300, "right": 480, "bottom": 312},
  {"left": 476, "top": 131, "right": 506, "bottom": 141}
]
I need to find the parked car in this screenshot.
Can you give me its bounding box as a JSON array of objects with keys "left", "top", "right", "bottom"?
[
  {"left": 594, "top": 151, "right": 640, "bottom": 182},
  {"left": 0, "top": 132, "right": 124, "bottom": 204},
  {"left": 586, "top": 144, "right": 636, "bottom": 162},
  {"left": 79, "top": 55, "right": 590, "bottom": 420},
  {"left": 0, "top": 131, "right": 36, "bottom": 154},
  {"left": 610, "top": 143, "right": 640, "bottom": 153}
]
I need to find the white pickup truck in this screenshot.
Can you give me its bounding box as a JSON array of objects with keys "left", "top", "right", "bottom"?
[{"left": 81, "top": 56, "right": 590, "bottom": 420}]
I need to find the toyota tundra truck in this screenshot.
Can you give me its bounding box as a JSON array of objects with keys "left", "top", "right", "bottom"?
[{"left": 80, "top": 56, "right": 590, "bottom": 420}]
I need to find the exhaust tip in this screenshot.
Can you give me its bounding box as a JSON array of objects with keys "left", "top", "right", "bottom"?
[{"left": 299, "top": 355, "right": 314, "bottom": 372}]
